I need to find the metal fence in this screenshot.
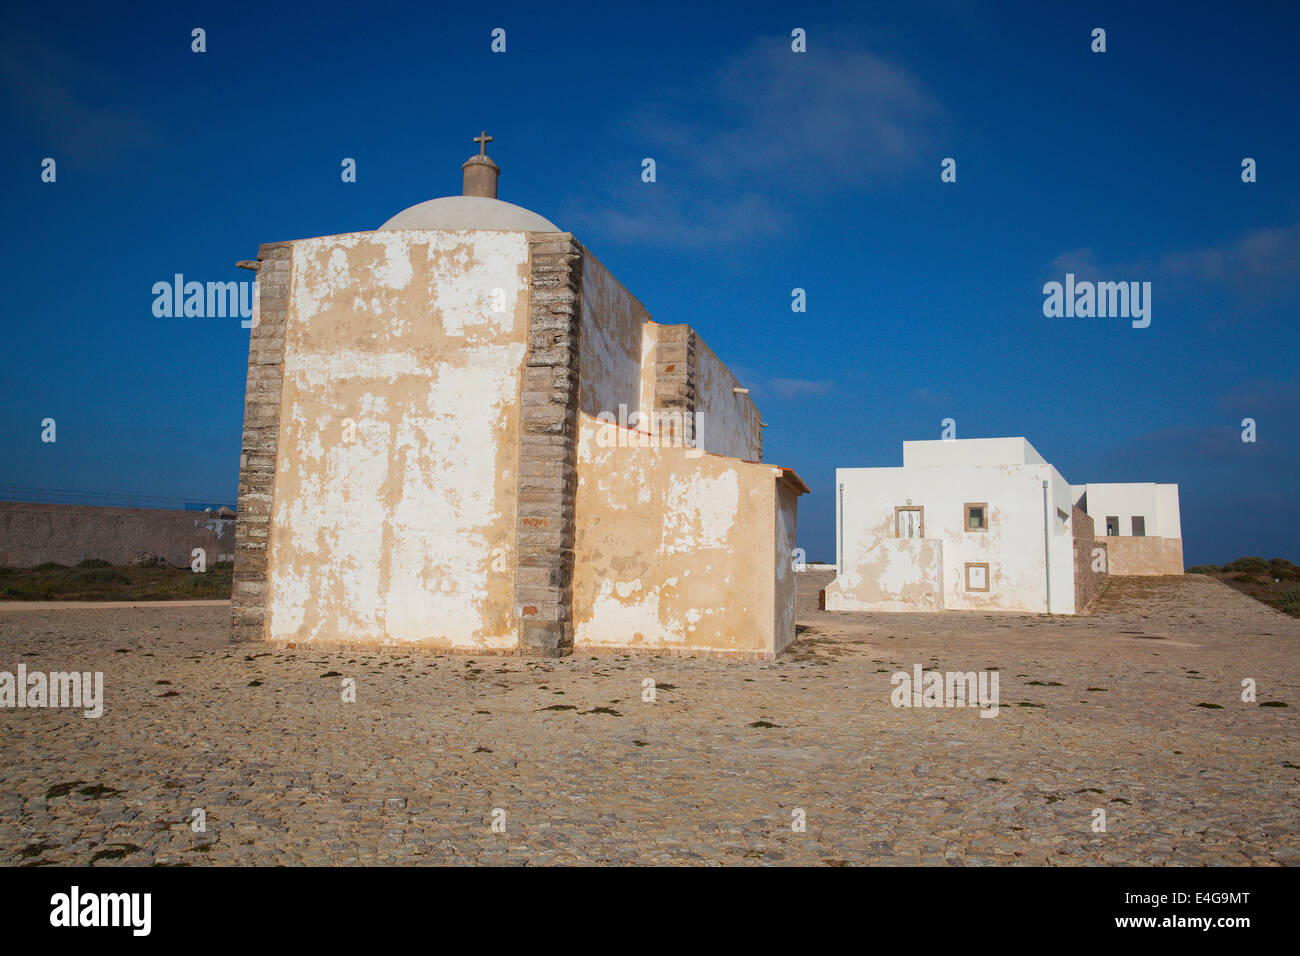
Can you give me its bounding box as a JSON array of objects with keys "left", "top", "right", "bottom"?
[{"left": 0, "top": 486, "right": 236, "bottom": 512}]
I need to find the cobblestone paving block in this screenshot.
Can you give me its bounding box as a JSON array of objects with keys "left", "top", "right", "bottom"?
[{"left": 0, "top": 573, "right": 1295, "bottom": 865}]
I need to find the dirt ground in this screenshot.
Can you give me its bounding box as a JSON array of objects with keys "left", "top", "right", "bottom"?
[{"left": 0, "top": 572, "right": 1295, "bottom": 865}]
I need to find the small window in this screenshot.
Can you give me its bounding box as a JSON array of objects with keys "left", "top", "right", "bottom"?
[
  {"left": 964, "top": 503, "right": 988, "bottom": 532},
  {"left": 895, "top": 506, "right": 924, "bottom": 539},
  {"left": 965, "top": 562, "right": 990, "bottom": 592},
  {"left": 1105, "top": 516, "right": 1119, "bottom": 536},
  {"left": 1131, "top": 516, "right": 1146, "bottom": 537}
]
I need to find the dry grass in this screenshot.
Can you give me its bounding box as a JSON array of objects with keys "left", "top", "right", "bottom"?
[{"left": 1188, "top": 557, "right": 1300, "bottom": 618}]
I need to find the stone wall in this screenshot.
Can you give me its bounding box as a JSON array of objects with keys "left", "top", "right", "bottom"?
[
  {"left": 653, "top": 324, "right": 696, "bottom": 449},
  {"left": 1071, "top": 506, "right": 1107, "bottom": 612},
  {"left": 0, "top": 501, "right": 234, "bottom": 568},
  {"left": 516, "top": 233, "right": 585, "bottom": 656},
  {"left": 1106, "top": 536, "right": 1184, "bottom": 576},
  {"left": 231, "top": 242, "right": 292, "bottom": 640}
]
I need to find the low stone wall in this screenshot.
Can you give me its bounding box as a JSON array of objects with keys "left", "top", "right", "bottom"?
[
  {"left": 1105, "top": 536, "right": 1184, "bottom": 576},
  {"left": 0, "top": 501, "right": 235, "bottom": 568},
  {"left": 1071, "top": 506, "right": 1107, "bottom": 612}
]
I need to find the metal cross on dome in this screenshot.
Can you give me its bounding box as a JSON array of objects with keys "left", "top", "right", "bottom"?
[{"left": 473, "top": 130, "right": 493, "bottom": 155}]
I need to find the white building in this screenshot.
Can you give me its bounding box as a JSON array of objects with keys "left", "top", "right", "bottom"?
[
  {"left": 824, "top": 437, "right": 1182, "bottom": 615},
  {"left": 1070, "top": 482, "right": 1183, "bottom": 575}
]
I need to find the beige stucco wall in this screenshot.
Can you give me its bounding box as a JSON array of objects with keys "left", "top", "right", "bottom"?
[
  {"left": 264, "top": 230, "right": 530, "bottom": 649},
  {"left": 694, "top": 335, "right": 762, "bottom": 461},
  {"left": 579, "top": 250, "right": 649, "bottom": 419},
  {"left": 579, "top": 256, "right": 761, "bottom": 463},
  {"left": 772, "top": 481, "right": 799, "bottom": 653},
  {"left": 1105, "top": 536, "right": 1184, "bottom": 576},
  {"left": 638, "top": 320, "right": 661, "bottom": 415},
  {"left": 572, "top": 414, "right": 792, "bottom": 657}
]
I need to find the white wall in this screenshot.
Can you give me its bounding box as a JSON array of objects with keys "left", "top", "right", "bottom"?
[
  {"left": 1078, "top": 483, "right": 1181, "bottom": 538},
  {"left": 903, "top": 437, "right": 1045, "bottom": 468},
  {"left": 828, "top": 459, "right": 1076, "bottom": 614},
  {"left": 1155, "top": 484, "right": 1182, "bottom": 538}
]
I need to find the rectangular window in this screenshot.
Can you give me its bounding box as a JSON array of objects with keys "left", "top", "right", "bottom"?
[
  {"left": 965, "top": 562, "right": 990, "bottom": 592},
  {"left": 1131, "top": 516, "right": 1146, "bottom": 537},
  {"left": 1106, "top": 516, "right": 1119, "bottom": 536},
  {"left": 964, "top": 502, "right": 988, "bottom": 532},
  {"left": 895, "top": 506, "right": 924, "bottom": 539}
]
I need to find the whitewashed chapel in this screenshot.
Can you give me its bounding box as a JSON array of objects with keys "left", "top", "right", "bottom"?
[{"left": 230, "top": 135, "right": 807, "bottom": 658}]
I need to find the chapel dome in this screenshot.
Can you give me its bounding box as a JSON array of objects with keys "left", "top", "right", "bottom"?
[
  {"left": 378, "top": 131, "right": 560, "bottom": 233},
  {"left": 379, "top": 195, "right": 559, "bottom": 232}
]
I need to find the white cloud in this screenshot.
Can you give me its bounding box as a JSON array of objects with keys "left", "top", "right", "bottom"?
[
  {"left": 1047, "top": 223, "right": 1300, "bottom": 309},
  {"left": 569, "top": 33, "right": 941, "bottom": 246},
  {"left": 766, "top": 378, "right": 835, "bottom": 399}
]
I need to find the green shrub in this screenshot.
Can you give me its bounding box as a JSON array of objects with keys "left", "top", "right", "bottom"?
[
  {"left": 1222, "top": 556, "right": 1271, "bottom": 573},
  {"left": 32, "top": 562, "right": 70, "bottom": 571},
  {"left": 1267, "top": 558, "right": 1299, "bottom": 578},
  {"left": 1231, "top": 573, "right": 1257, "bottom": 584},
  {"left": 66, "top": 568, "right": 130, "bottom": 587},
  {"left": 1186, "top": 565, "right": 1219, "bottom": 574},
  {"left": 76, "top": 558, "right": 112, "bottom": 569}
]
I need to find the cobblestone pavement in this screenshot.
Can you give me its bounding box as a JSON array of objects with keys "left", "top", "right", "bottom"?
[{"left": 0, "top": 573, "right": 1295, "bottom": 866}]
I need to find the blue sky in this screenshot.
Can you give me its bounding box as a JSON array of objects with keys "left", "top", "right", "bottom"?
[{"left": 1, "top": 0, "right": 1296, "bottom": 564}]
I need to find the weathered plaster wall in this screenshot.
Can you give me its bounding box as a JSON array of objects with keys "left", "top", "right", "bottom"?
[
  {"left": 694, "top": 334, "right": 762, "bottom": 461},
  {"left": 264, "top": 230, "right": 530, "bottom": 650},
  {"left": 0, "top": 502, "right": 235, "bottom": 568},
  {"left": 638, "top": 321, "right": 660, "bottom": 415},
  {"left": 578, "top": 250, "right": 649, "bottom": 419},
  {"left": 1105, "top": 536, "right": 1184, "bottom": 576},
  {"left": 772, "top": 480, "right": 799, "bottom": 653},
  {"left": 577, "top": 256, "right": 762, "bottom": 464},
  {"left": 828, "top": 536, "right": 944, "bottom": 611},
  {"left": 826, "top": 463, "right": 1077, "bottom": 613},
  {"left": 571, "top": 414, "right": 794, "bottom": 658}
]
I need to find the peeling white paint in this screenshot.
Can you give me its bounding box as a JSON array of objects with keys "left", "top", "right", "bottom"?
[
  {"left": 265, "top": 230, "right": 530, "bottom": 649},
  {"left": 661, "top": 470, "right": 739, "bottom": 555}
]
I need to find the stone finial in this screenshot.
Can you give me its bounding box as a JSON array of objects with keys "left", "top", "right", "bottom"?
[{"left": 462, "top": 130, "right": 500, "bottom": 199}]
